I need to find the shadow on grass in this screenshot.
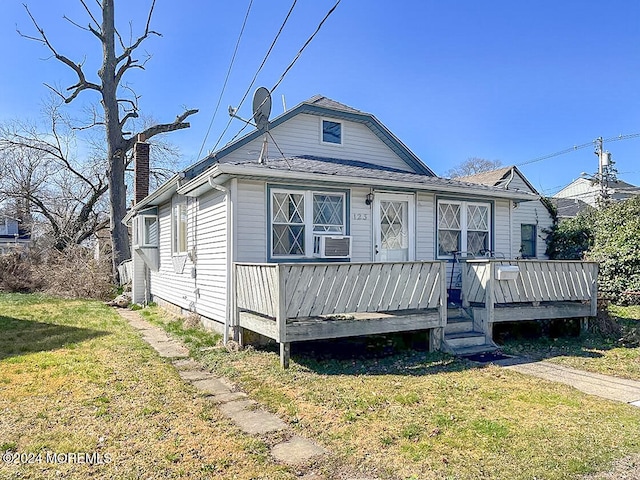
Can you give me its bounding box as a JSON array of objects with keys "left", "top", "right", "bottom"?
[
  {"left": 494, "top": 318, "right": 639, "bottom": 362},
  {"left": 0, "top": 316, "right": 109, "bottom": 361},
  {"left": 253, "top": 332, "right": 473, "bottom": 376}
]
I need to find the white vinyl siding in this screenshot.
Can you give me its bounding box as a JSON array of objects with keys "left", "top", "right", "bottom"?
[
  {"left": 512, "top": 200, "right": 553, "bottom": 259},
  {"left": 221, "top": 113, "right": 415, "bottom": 172},
  {"left": 150, "top": 201, "right": 195, "bottom": 311},
  {"left": 416, "top": 192, "right": 435, "bottom": 261},
  {"left": 349, "top": 187, "right": 373, "bottom": 261},
  {"left": 493, "top": 200, "right": 511, "bottom": 258},
  {"left": 236, "top": 180, "right": 267, "bottom": 263},
  {"left": 192, "top": 189, "right": 227, "bottom": 323}
]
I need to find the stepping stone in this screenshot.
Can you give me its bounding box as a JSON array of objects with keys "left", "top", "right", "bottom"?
[
  {"left": 211, "top": 391, "right": 248, "bottom": 403},
  {"left": 172, "top": 359, "right": 201, "bottom": 370},
  {"left": 153, "top": 342, "right": 189, "bottom": 358},
  {"left": 192, "top": 378, "right": 233, "bottom": 395},
  {"left": 271, "top": 435, "right": 328, "bottom": 465},
  {"left": 219, "top": 400, "right": 287, "bottom": 434},
  {"left": 178, "top": 370, "right": 212, "bottom": 381}
]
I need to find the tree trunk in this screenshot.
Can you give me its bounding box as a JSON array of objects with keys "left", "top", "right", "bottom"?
[{"left": 101, "top": 0, "right": 130, "bottom": 272}]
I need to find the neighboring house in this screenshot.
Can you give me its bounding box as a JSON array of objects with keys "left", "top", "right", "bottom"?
[
  {"left": 0, "top": 215, "right": 30, "bottom": 254},
  {"left": 553, "top": 177, "right": 640, "bottom": 207},
  {"left": 457, "top": 166, "right": 554, "bottom": 259},
  {"left": 123, "top": 96, "right": 597, "bottom": 363},
  {"left": 548, "top": 197, "right": 592, "bottom": 221}
]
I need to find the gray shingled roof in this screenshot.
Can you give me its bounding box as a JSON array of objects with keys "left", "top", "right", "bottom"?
[
  {"left": 224, "top": 155, "right": 532, "bottom": 194},
  {"left": 305, "top": 95, "right": 363, "bottom": 114},
  {"left": 457, "top": 167, "right": 513, "bottom": 186},
  {"left": 549, "top": 197, "right": 592, "bottom": 218}
]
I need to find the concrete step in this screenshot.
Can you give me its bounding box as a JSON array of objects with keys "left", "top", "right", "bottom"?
[
  {"left": 444, "top": 318, "right": 474, "bottom": 335},
  {"left": 449, "top": 343, "right": 500, "bottom": 357},
  {"left": 444, "top": 331, "right": 486, "bottom": 349}
]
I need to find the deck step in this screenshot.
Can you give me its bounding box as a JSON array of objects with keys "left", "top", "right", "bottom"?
[
  {"left": 444, "top": 319, "right": 474, "bottom": 335},
  {"left": 444, "top": 331, "right": 486, "bottom": 349},
  {"left": 449, "top": 343, "right": 500, "bottom": 357}
]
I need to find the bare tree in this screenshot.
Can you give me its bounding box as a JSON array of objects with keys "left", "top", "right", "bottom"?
[
  {"left": 445, "top": 158, "right": 503, "bottom": 179},
  {"left": 0, "top": 104, "right": 110, "bottom": 250},
  {"left": 19, "top": 0, "right": 198, "bottom": 272}
]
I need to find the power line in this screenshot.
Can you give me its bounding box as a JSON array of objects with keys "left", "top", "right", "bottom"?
[
  {"left": 195, "top": 0, "right": 254, "bottom": 161},
  {"left": 517, "top": 132, "right": 640, "bottom": 167},
  {"left": 211, "top": 0, "right": 299, "bottom": 152},
  {"left": 224, "top": 0, "right": 341, "bottom": 147}
]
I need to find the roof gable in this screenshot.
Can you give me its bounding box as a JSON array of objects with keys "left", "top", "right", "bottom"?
[
  {"left": 458, "top": 166, "right": 539, "bottom": 194},
  {"left": 185, "top": 95, "right": 435, "bottom": 179}
]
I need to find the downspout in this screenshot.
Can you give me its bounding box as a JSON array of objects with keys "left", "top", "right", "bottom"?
[{"left": 207, "top": 177, "right": 233, "bottom": 345}]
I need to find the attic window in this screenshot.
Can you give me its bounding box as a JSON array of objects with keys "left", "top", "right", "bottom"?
[{"left": 321, "top": 119, "right": 342, "bottom": 145}]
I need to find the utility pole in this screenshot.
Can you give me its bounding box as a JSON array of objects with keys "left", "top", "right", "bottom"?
[{"left": 594, "top": 136, "right": 613, "bottom": 203}]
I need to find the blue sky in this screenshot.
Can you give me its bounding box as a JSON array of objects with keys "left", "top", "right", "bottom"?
[{"left": 1, "top": 0, "right": 639, "bottom": 195}]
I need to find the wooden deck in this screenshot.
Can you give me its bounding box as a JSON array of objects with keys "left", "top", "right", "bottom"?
[
  {"left": 234, "top": 261, "right": 447, "bottom": 367},
  {"left": 462, "top": 260, "right": 598, "bottom": 340}
]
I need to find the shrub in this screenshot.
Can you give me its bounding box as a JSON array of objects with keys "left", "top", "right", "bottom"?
[
  {"left": 0, "top": 245, "right": 115, "bottom": 300},
  {"left": 587, "top": 197, "right": 640, "bottom": 304}
]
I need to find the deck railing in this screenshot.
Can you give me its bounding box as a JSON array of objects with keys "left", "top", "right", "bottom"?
[
  {"left": 463, "top": 260, "right": 598, "bottom": 305},
  {"left": 236, "top": 261, "right": 446, "bottom": 320},
  {"left": 235, "top": 261, "right": 447, "bottom": 367}
]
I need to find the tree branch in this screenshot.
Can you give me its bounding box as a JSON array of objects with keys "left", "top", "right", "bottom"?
[
  {"left": 115, "top": 0, "right": 161, "bottom": 65},
  {"left": 125, "top": 109, "right": 198, "bottom": 152},
  {"left": 21, "top": 4, "right": 102, "bottom": 103}
]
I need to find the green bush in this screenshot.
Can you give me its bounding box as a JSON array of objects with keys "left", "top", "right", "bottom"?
[{"left": 587, "top": 196, "right": 640, "bottom": 304}]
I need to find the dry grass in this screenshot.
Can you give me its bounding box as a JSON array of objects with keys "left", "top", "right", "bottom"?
[
  {"left": 0, "top": 294, "right": 295, "bottom": 479},
  {"left": 501, "top": 306, "right": 640, "bottom": 381},
  {"left": 140, "top": 307, "right": 640, "bottom": 480}
]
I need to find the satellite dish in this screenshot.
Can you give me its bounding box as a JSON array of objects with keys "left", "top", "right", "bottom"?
[{"left": 252, "top": 87, "right": 272, "bottom": 132}]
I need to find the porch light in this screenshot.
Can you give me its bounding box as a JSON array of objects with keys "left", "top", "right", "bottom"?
[{"left": 365, "top": 191, "right": 374, "bottom": 206}]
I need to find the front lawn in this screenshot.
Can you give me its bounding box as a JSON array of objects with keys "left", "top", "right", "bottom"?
[
  {"left": 0, "top": 294, "right": 294, "bottom": 480},
  {"left": 141, "top": 306, "right": 640, "bottom": 480},
  {"left": 500, "top": 306, "right": 640, "bottom": 381}
]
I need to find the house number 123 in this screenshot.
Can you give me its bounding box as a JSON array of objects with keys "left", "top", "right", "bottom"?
[{"left": 352, "top": 213, "right": 368, "bottom": 221}]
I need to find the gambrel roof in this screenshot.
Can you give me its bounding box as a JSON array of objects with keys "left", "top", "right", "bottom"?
[{"left": 185, "top": 95, "right": 436, "bottom": 179}]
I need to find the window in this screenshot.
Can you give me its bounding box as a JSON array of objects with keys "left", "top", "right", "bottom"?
[
  {"left": 520, "top": 224, "right": 537, "bottom": 258},
  {"left": 321, "top": 119, "right": 342, "bottom": 145},
  {"left": 172, "top": 197, "right": 187, "bottom": 255},
  {"left": 133, "top": 214, "right": 158, "bottom": 247},
  {"left": 270, "top": 188, "right": 346, "bottom": 258},
  {"left": 437, "top": 200, "right": 491, "bottom": 258}
]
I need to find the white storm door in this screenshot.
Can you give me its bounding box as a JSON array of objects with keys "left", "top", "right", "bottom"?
[{"left": 373, "top": 193, "right": 415, "bottom": 262}]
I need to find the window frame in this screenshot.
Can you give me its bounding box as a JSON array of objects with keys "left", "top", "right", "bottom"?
[
  {"left": 520, "top": 223, "right": 537, "bottom": 258},
  {"left": 172, "top": 196, "right": 188, "bottom": 256},
  {"left": 320, "top": 118, "right": 343, "bottom": 146},
  {"left": 436, "top": 199, "right": 492, "bottom": 259},
  {"left": 268, "top": 185, "right": 349, "bottom": 261},
  {"left": 133, "top": 214, "right": 159, "bottom": 248}
]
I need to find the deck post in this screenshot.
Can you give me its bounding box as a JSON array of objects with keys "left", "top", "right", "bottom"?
[
  {"left": 485, "top": 261, "right": 495, "bottom": 343},
  {"left": 590, "top": 263, "right": 598, "bottom": 318},
  {"left": 461, "top": 261, "right": 470, "bottom": 308},
  {"left": 275, "top": 264, "right": 290, "bottom": 368}
]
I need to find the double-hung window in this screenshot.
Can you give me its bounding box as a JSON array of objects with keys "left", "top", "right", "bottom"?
[
  {"left": 270, "top": 188, "right": 346, "bottom": 258},
  {"left": 437, "top": 200, "right": 491, "bottom": 258},
  {"left": 520, "top": 224, "right": 537, "bottom": 258},
  {"left": 172, "top": 196, "right": 187, "bottom": 255}
]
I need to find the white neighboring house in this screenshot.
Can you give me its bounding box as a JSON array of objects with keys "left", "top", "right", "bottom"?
[
  {"left": 0, "top": 215, "right": 30, "bottom": 254},
  {"left": 123, "top": 96, "right": 537, "bottom": 334},
  {"left": 457, "top": 166, "right": 554, "bottom": 259},
  {"left": 553, "top": 177, "right": 640, "bottom": 207}
]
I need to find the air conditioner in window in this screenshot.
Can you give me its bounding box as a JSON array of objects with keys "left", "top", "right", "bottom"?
[{"left": 313, "top": 235, "right": 352, "bottom": 258}]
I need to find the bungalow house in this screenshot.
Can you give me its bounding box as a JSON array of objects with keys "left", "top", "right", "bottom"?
[
  {"left": 0, "top": 215, "right": 30, "bottom": 254},
  {"left": 124, "top": 96, "right": 597, "bottom": 366},
  {"left": 554, "top": 177, "right": 640, "bottom": 207},
  {"left": 456, "top": 166, "right": 554, "bottom": 259}
]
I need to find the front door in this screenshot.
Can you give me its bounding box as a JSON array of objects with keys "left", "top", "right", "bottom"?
[{"left": 373, "top": 193, "right": 415, "bottom": 262}]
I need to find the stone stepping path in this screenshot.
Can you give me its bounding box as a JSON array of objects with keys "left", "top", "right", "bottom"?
[{"left": 114, "top": 307, "right": 356, "bottom": 477}]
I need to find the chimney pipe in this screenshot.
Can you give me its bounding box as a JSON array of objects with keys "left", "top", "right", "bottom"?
[{"left": 134, "top": 134, "right": 150, "bottom": 205}]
